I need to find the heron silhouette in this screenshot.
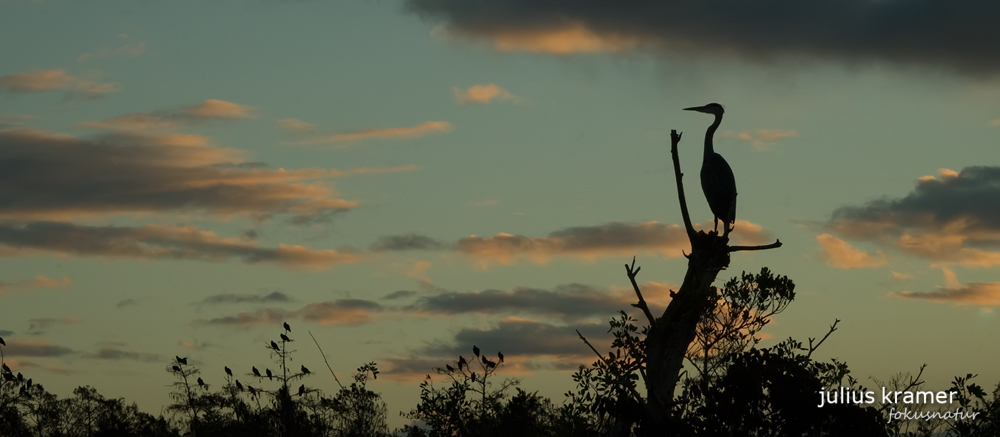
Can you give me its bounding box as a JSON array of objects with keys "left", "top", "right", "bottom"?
[{"left": 684, "top": 103, "right": 737, "bottom": 237}]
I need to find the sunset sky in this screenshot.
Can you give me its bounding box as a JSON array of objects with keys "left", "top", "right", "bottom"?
[{"left": 2, "top": 0, "right": 1000, "bottom": 427}]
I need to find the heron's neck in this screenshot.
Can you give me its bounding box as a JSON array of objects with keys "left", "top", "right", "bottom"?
[{"left": 704, "top": 113, "right": 722, "bottom": 161}]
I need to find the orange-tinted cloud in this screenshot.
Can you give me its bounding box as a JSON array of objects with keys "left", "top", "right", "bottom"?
[
  {"left": 0, "top": 128, "right": 415, "bottom": 221},
  {"left": 294, "top": 121, "right": 453, "bottom": 145},
  {"left": 0, "top": 69, "right": 117, "bottom": 97},
  {"left": 276, "top": 118, "right": 317, "bottom": 134},
  {"left": 1, "top": 339, "right": 73, "bottom": 357},
  {"left": 828, "top": 166, "right": 1000, "bottom": 268},
  {"left": 456, "top": 220, "right": 769, "bottom": 267},
  {"left": 487, "top": 24, "right": 639, "bottom": 54},
  {"left": 891, "top": 268, "right": 1000, "bottom": 306},
  {"left": 721, "top": 129, "right": 797, "bottom": 150},
  {"left": 453, "top": 84, "right": 518, "bottom": 105},
  {"left": 79, "top": 99, "right": 254, "bottom": 130},
  {"left": 816, "top": 234, "right": 888, "bottom": 269},
  {"left": 0, "top": 275, "right": 71, "bottom": 295}
]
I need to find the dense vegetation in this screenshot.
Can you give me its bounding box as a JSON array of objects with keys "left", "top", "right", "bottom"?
[{"left": 2, "top": 269, "right": 999, "bottom": 436}]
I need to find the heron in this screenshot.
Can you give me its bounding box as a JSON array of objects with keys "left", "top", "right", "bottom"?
[
  {"left": 172, "top": 365, "right": 181, "bottom": 373},
  {"left": 298, "top": 384, "right": 305, "bottom": 396},
  {"left": 684, "top": 103, "right": 737, "bottom": 237},
  {"left": 458, "top": 356, "right": 467, "bottom": 370}
]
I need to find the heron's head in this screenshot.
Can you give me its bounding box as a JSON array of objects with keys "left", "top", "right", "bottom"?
[{"left": 683, "top": 103, "right": 725, "bottom": 115}]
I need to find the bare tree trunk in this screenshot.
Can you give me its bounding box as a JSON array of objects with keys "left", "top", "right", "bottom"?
[{"left": 640, "top": 130, "right": 780, "bottom": 432}]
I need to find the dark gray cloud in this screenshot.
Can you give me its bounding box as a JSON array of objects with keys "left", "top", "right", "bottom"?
[
  {"left": 369, "top": 234, "right": 447, "bottom": 252},
  {"left": 2, "top": 340, "right": 73, "bottom": 357},
  {"left": 406, "top": 283, "right": 636, "bottom": 321},
  {"left": 0, "top": 221, "right": 360, "bottom": 270},
  {"left": 116, "top": 298, "right": 137, "bottom": 308},
  {"left": 0, "top": 329, "right": 13, "bottom": 336},
  {"left": 382, "top": 290, "right": 418, "bottom": 300},
  {"left": 28, "top": 317, "right": 82, "bottom": 331},
  {"left": 196, "top": 291, "right": 292, "bottom": 306},
  {"left": 86, "top": 347, "right": 161, "bottom": 362},
  {"left": 406, "top": 0, "right": 1000, "bottom": 74},
  {"left": 196, "top": 298, "right": 383, "bottom": 327},
  {"left": 828, "top": 167, "right": 1000, "bottom": 267}
]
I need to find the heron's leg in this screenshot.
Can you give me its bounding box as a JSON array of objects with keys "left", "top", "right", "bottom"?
[{"left": 714, "top": 218, "right": 719, "bottom": 234}]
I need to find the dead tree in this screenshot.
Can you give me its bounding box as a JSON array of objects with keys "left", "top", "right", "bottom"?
[{"left": 633, "top": 130, "right": 782, "bottom": 430}]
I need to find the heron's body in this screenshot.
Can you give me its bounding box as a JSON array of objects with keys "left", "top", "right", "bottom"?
[{"left": 685, "top": 103, "right": 737, "bottom": 236}]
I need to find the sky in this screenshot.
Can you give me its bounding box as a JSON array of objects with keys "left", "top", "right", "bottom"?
[{"left": 2, "top": 0, "right": 1000, "bottom": 428}]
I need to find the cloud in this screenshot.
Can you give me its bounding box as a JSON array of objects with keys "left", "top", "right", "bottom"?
[
  {"left": 383, "top": 290, "right": 418, "bottom": 301},
  {"left": 382, "top": 318, "right": 606, "bottom": 380},
  {"left": 721, "top": 129, "right": 797, "bottom": 151},
  {"left": 293, "top": 121, "right": 453, "bottom": 145},
  {"left": 816, "top": 234, "right": 887, "bottom": 269},
  {"left": 369, "top": 234, "right": 447, "bottom": 252},
  {"left": 405, "top": 283, "right": 658, "bottom": 321},
  {"left": 891, "top": 271, "right": 914, "bottom": 281},
  {"left": 0, "top": 69, "right": 117, "bottom": 97},
  {"left": 196, "top": 291, "right": 292, "bottom": 305},
  {"left": 197, "top": 299, "right": 383, "bottom": 327},
  {"left": 0, "top": 114, "right": 34, "bottom": 128},
  {"left": 990, "top": 118, "right": 1000, "bottom": 127},
  {"left": 276, "top": 118, "right": 317, "bottom": 134},
  {"left": 0, "top": 275, "right": 71, "bottom": 295},
  {"left": 891, "top": 268, "right": 1000, "bottom": 306},
  {"left": 828, "top": 166, "right": 1000, "bottom": 267},
  {"left": 453, "top": 84, "right": 518, "bottom": 105},
  {"left": 405, "top": 0, "right": 1000, "bottom": 74},
  {"left": 116, "top": 298, "right": 138, "bottom": 308},
  {"left": 0, "top": 128, "right": 414, "bottom": 221},
  {"left": 79, "top": 99, "right": 255, "bottom": 130},
  {"left": 85, "top": 347, "right": 161, "bottom": 362},
  {"left": 78, "top": 42, "right": 146, "bottom": 62},
  {"left": 0, "top": 221, "right": 361, "bottom": 270},
  {"left": 456, "top": 220, "right": 769, "bottom": 266},
  {"left": 28, "top": 317, "right": 83, "bottom": 331},
  {"left": 1, "top": 339, "right": 73, "bottom": 357}
]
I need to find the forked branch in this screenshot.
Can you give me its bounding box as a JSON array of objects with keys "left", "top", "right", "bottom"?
[{"left": 626, "top": 256, "right": 657, "bottom": 328}]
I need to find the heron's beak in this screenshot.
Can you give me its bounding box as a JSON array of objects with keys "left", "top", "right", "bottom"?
[{"left": 683, "top": 105, "right": 710, "bottom": 113}]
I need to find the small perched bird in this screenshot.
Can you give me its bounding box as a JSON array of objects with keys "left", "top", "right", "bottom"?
[
  {"left": 458, "top": 356, "right": 466, "bottom": 370},
  {"left": 283, "top": 322, "right": 291, "bottom": 332},
  {"left": 471, "top": 372, "right": 477, "bottom": 382},
  {"left": 270, "top": 341, "right": 280, "bottom": 351},
  {"left": 172, "top": 365, "right": 182, "bottom": 373},
  {"left": 498, "top": 352, "right": 504, "bottom": 363},
  {"left": 197, "top": 377, "right": 205, "bottom": 387},
  {"left": 2, "top": 363, "right": 11, "bottom": 373},
  {"left": 176, "top": 356, "right": 187, "bottom": 365},
  {"left": 25, "top": 379, "right": 31, "bottom": 390},
  {"left": 266, "top": 368, "right": 273, "bottom": 380},
  {"left": 248, "top": 386, "right": 257, "bottom": 396},
  {"left": 482, "top": 355, "right": 488, "bottom": 365},
  {"left": 445, "top": 364, "right": 454, "bottom": 372},
  {"left": 236, "top": 380, "right": 243, "bottom": 391},
  {"left": 17, "top": 373, "right": 23, "bottom": 383},
  {"left": 252, "top": 367, "right": 261, "bottom": 377},
  {"left": 301, "top": 365, "right": 310, "bottom": 374},
  {"left": 472, "top": 345, "right": 480, "bottom": 357},
  {"left": 0, "top": 336, "right": 6, "bottom": 346},
  {"left": 298, "top": 384, "right": 305, "bottom": 396},
  {"left": 280, "top": 333, "right": 290, "bottom": 342},
  {"left": 225, "top": 366, "right": 232, "bottom": 377}
]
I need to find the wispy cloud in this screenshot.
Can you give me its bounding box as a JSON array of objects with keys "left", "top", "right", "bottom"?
[
  {"left": 85, "top": 347, "right": 161, "bottom": 362},
  {"left": 816, "top": 234, "right": 887, "bottom": 269},
  {"left": 196, "top": 291, "right": 292, "bottom": 306},
  {"left": 28, "top": 317, "right": 83, "bottom": 331},
  {"left": 78, "top": 42, "right": 147, "bottom": 62},
  {"left": 79, "top": 99, "right": 255, "bottom": 130},
  {"left": 292, "top": 121, "right": 453, "bottom": 145},
  {"left": 116, "top": 298, "right": 138, "bottom": 308},
  {"left": 0, "top": 221, "right": 362, "bottom": 271},
  {"left": 0, "top": 275, "right": 71, "bottom": 295},
  {"left": 721, "top": 129, "right": 797, "bottom": 150},
  {"left": 1, "top": 339, "right": 73, "bottom": 357},
  {"left": 196, "top": 299, "right": 383, "bottom": 327},
  {"left": 276, "top": 118, "right": 317, "bottom": 134},
  {"left": 370, "top": 234, "right": 447, "bottom": 252},
  {"left": 0, "top": 69, "right": 117, "bottom": 97},
  {"left": 453, "top": 84, "right": 519, "bottom": 105},
  {"left": 891, "top": 268, "right": 1000, "bottom": 306}
]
